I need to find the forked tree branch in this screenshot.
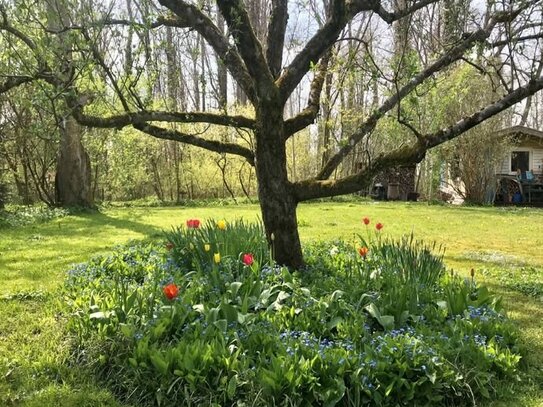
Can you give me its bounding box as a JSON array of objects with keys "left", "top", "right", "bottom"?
[
  {"left": 277, "top": 0, "right": 441, "bottom": 102},
  {"left": 317, "top": 16, "right": 502, "bottom": 180},
  {"left": 157, "top": 0, "right": 256, "bottom": 102},
  {"left": 216, "top": 0, "right": 275, "bottom": 95},
  {"left": 360, "top": 0, "right": 442, "bottom": 24},
  {"left": 284, "top": 51, "right": 332, "bottom": 137},
  {"left": 276, "top": 0, "right": 355, "bottom": 102}
]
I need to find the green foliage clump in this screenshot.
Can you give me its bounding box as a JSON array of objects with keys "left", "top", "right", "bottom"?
[
  {"left": 485, "top": 266, "right": 543, "bottom": 300},
  {"left": 62, "top": 220, "right": 522, "bottom": 406},
  {"left": 0, "top": 205, "right": 68, "bottom": 228}
]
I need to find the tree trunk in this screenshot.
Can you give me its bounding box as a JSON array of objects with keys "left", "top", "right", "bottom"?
[
  {"left": 48, "top": 0, "right": 93, "bottom": 208},
  {"left": 255, "top": 100, "right": 303, "bottom": 268},
  {"left": 55, "top": 117, "right": 92, "bottom": 207}
]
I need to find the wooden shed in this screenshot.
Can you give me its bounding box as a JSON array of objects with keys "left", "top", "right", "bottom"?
[{"left": 496, "top": 126, "right": 543, "bottom": 177}]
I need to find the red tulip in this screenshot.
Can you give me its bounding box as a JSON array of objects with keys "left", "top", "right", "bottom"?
[
  {"left": 358, "top": 247, "right": 369, "bottom": 258},
  {"left": 165, "top": 242, "right": 174, "bottom": 251},
  {"left": 362, "top": 217, "right": 370, "bottom": 225},
  {"left": 242, "top": 253, "right": 254, "bottom": 266},
  {"left": 186, "top": 219, "right": 201, "bottom": 228},
  {"left": 376, "top": 222, "right": 383, "bottom": 231},
  {"left": 163, "top": 283, "right": 179, "bottom": 300}
]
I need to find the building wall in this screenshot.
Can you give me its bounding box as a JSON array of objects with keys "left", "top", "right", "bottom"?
[{"left": 497, "top": 138, "right": 543, "bottom": 176}]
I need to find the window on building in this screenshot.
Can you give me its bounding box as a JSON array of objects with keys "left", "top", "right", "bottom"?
[{"left": 511, "top": 151, "right": 530, "bottom": 173}]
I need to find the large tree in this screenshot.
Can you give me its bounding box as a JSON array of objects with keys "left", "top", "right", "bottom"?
[{"left": 2, "top": 0, "right": 543, "bottom": 267}]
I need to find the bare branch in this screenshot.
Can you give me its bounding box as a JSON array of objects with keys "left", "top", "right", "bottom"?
[
  {"left": 398, "top": 117, "right": 423, "bottom": 141},
  {"left": 157, "top": 0, "right": 256, "bottom": 102},
  {"left": 133, "top": 122, "right": 255, "bottom": 165},
  {"left": 216, "top": 0, "right": 274, "bottom": 93},
  {"left": 266, "top": 0, "right": 289, "bottom": 79},
  {"left": 284, "top": 52, "right": 331, "bottom": 137},
  {"left": 492, "top": 34, "right": 543, "bottom": 48},
  {"left": 361, "top": 0, "right": 441, "bottom": 24}
]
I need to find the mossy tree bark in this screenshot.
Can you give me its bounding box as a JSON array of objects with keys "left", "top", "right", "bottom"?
[{"left": 47, "top": 0, "right": 93, "bottom": 208}]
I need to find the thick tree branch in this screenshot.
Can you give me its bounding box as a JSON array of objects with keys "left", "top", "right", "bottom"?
[
  {"left": 266, "top": 0, "right": 289, "bottom": 79},
  {"left": 133, "top": 122, "right": 255, "bottom": 165},
  {"left": 0, "top": 75, "right": 35, "bottom": 93},
  {"left": 157, "top": 0, "right": 256, "bottom": 102},
  {"left": 71, "top": 108, "right": 255, "bottom": 130},
  {"left": 492, "top": 34, "right": 543, "bottom": 48},
  {"left": 294, "top": 144, "right": 425, "bottom": 201},
  {"left": 284, "top": 52, "right": 331, "bottom": 137},
  {"left": 216, "top": 0, "right": 275, "bottom": 96},
  {"left": 425, "top": 76, "right": 543, "bottom": 148},
  {"left": 317, "top": 19, "right": 500, "bottom": 180},
  {"left": 295, "top": 74, "right": 543, "bottom": 202}
]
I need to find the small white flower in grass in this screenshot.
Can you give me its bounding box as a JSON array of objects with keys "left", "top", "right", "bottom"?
[{"left": 329, "top": 246, "right": 339, "bottom": 256}]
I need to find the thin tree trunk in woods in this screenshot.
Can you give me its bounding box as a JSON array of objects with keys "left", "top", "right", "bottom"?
[
  {"left": 165, "top": 25, "right": 184, "bottom": 203},
  {"left": 216, "top": 10, "right": 228, "bottom": 110}
]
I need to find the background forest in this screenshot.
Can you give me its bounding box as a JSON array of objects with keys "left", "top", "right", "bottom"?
[{"left": 1, "top": 0, "right": 542, "bottom": 207}]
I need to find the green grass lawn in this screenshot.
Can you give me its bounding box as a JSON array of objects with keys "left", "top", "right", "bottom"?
[{"left": 1, "top": 201, "right": 542, "bottom": 406}]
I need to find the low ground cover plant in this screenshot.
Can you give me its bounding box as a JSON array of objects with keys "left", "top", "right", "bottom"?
[
  {"left": 0, "top": 205, "right": 68, "bottom": 228},
  {"left": 62, "top": 218, "right": 521, "bottom": 406},
  {"left": 483, "top": 266, "right": 543, "bottom": 300}
]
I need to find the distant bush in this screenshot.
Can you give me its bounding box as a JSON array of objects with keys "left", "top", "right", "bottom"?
[{"left": 62, "top": 219, "right": 521, "bottom": 406}]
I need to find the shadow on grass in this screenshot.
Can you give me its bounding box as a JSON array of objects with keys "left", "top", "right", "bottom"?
[
  {"left": 69, "top": 211, "right": 164, "bottom": 238},
  {"left": 0, "top": 212, "right": 165, "bottom": 294}
]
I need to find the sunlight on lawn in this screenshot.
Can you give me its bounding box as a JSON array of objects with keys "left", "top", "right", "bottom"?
[{"left": 1, "top": 202, "right": 542, "bottom": 406}]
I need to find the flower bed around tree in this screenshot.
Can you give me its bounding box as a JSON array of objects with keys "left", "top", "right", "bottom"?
[{"left": 62, "top": 218, "right": 521, "bottom": 406}]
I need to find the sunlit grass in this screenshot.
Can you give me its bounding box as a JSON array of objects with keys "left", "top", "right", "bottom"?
[{"left": 1, "top": 201, "right": 542, "bottom": 405}]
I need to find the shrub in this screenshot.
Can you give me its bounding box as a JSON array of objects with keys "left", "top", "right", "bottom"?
[{"left": 62, "top": 219, "right": 522, "bottom": 406}]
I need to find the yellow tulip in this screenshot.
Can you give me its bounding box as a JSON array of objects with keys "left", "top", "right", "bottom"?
[
  {"left": 214, "top": 253, "right": 221, "bottom": 264},
  {"left": 204, "top": 244, "right": 211, "bottom": 252},
  {"left": 217, "top": 219, "right": 227, "bottom": 230}
]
